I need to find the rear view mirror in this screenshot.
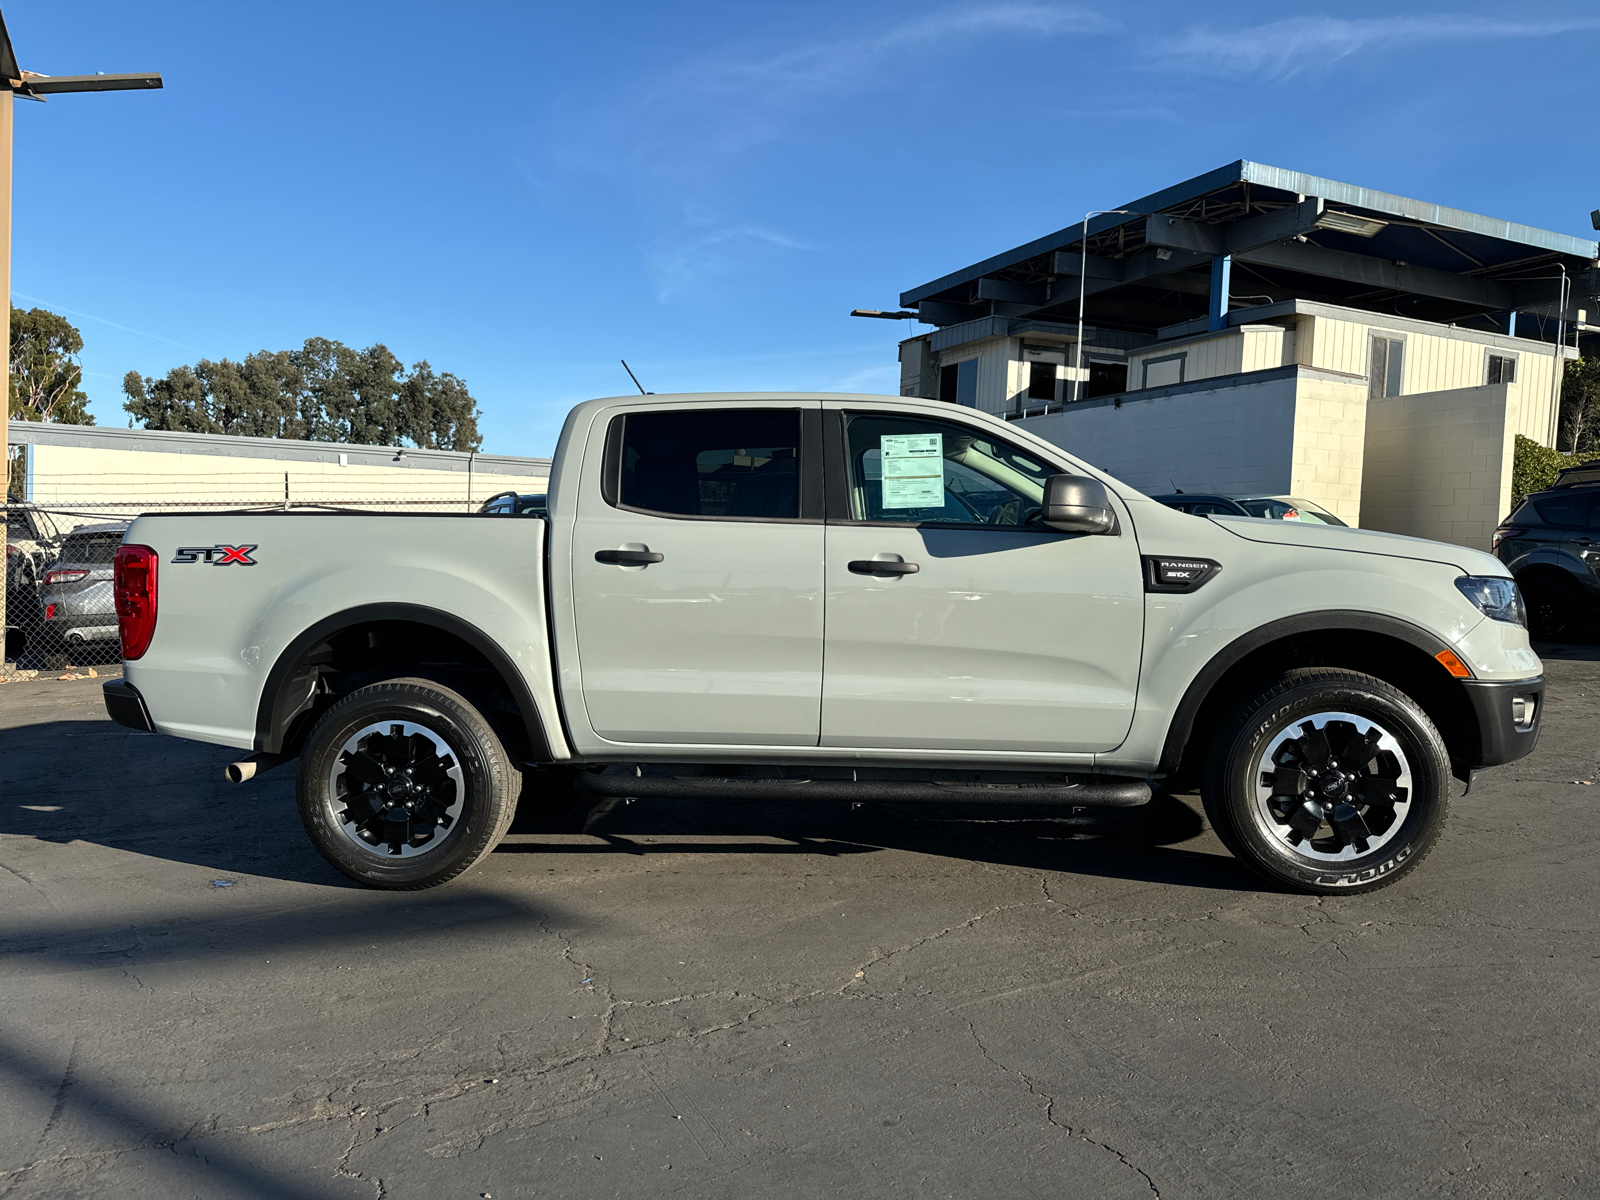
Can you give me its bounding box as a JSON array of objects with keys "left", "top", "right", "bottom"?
[{"left": 1041, "top": 474, "right": 1116, "bottom": 534}]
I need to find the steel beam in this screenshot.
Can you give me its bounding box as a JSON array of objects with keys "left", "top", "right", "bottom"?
[
  {"left": 1234, "top": 239, "right": 1513, "bottom": 310},
  {"left": 974, "top": 277, "right": 1046, "bottom": 306}
]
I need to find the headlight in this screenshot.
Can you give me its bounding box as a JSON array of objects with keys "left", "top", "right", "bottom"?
[{"left": 1454, "top": 575, "right": 1526, "bottom": 627}]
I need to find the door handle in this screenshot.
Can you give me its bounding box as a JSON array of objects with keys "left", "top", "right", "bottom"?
[
  {"left": 1577, "top": 538, "right": 1594, "bottom": 546},
  {"left": 848, "top": 559, "right": 919, "bottom": 575},
  {"left": 595, "top": 549, "right": 664, "bottom": 565}
]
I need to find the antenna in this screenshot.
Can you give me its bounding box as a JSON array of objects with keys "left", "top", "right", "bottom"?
[{"left": 620, "top": 359, "right": 651, "bottom": 395}]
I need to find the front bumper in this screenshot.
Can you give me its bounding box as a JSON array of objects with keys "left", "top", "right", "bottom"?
[
  {"left": 1460, "top": 676, "right": 1543, "bottom": 768},
  {"left": 103, "top": 679, "right": 156, "bottom": 733}
]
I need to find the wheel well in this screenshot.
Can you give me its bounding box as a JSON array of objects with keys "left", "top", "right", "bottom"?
[
  {"left": 1513, "top": 565, "right": 1586, "bottom": 593},
  {"left": 259, "top": 615, "right": 547, "bottom": 762},
  {"left": 1165, "top": 629, "right": 1479, "bottom": 790}
]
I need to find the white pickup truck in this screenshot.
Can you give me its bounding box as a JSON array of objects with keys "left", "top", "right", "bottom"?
[{"left": 103, "top": 392, "right": 1543, "bottom": 894}]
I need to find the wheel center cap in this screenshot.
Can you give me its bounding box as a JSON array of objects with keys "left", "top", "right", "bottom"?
[
  {"left": 385, "top": 777, "right": 410, "bottom": 799},
  {"left": 1318, "top": 772, "right": 1348, "bottom": 799}
]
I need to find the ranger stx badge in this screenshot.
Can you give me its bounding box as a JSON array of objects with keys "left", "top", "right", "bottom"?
[{"left": 172, "top": 544, "right": 257, "bottom": 565}]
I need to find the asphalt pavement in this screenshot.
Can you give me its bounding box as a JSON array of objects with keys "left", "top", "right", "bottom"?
[{"left": 1, "top": 647, "right": 1596, "bottom": 1199}]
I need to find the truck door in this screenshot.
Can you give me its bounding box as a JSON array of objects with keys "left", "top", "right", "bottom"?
[
  {"left": 820, "top": 407, "right": 1143, "bottom": 754},
  {"left": 570, "top": 403, "right": 825, "bottom": 746}
]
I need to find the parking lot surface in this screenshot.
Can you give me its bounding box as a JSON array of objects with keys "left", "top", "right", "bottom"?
[{"left": 2, "top": 649, "right": 1597, "bottom": 1199}]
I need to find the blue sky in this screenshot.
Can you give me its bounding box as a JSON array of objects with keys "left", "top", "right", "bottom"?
[{"left": 11, "top": 1, "right": 1600, "bottom": 457}]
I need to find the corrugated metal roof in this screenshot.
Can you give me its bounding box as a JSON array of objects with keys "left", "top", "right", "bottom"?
[{"left": 901, "top": 160, "right": 1598, "bottom": 307}]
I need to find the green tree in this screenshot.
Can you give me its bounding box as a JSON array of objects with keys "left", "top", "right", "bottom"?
[
  {"left": 1558, "top": 354, "right": 1600, "bottom": 455},
  {"left": 10, "top": 305, "right": 93, "bottom": 424},
  {"left": 123, "top": 337, "right": 483, "bottom": 451}
]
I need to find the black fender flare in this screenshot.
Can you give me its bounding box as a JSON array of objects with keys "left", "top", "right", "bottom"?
[
  {"left": 1156, "top": 609, "right": 1458, "bottom": 775},
  {"left": 254, "top": 602, "right": 553, "bottom": 761}
]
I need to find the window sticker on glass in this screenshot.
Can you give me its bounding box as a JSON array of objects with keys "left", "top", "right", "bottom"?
[{"left": 880, "top": 433, "right": 944, "bottom": 508}]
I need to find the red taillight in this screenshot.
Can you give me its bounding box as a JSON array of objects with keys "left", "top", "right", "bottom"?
[
  {"left": 44, "top": 602, "right": 57, "bottom": 620},
  {"left": 1492, "top": 527, "right": 1525, "bottom": 550},
  {"left": 114, "top": 544, "right": 159, "bottom": 660},
  {"left": 44, "top": 569, "right": 89, "bottom": 585}
]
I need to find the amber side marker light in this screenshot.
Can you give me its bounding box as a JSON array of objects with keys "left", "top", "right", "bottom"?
[{"left": 1435, "top": 649, "right": 1472, "bottom": 679}]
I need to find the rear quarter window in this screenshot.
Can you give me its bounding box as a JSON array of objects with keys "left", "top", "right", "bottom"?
[{"left": 1531, "top": 493, "right": 1597, "bottom": 529}]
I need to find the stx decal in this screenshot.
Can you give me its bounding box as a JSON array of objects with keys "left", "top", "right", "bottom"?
[{"left": 172, "top": 544, "right": 258, "bottom": 566}]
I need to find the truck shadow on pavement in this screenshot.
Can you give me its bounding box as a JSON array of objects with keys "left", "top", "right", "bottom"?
[
  {"left": 499, "top": 789, "right": 1248, "bottom": 892},
  {"left": 1, "top": 715, "right": 1247, "bottom": 893}
]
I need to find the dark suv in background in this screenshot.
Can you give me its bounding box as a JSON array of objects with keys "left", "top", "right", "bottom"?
[{"left": 1494, "top": 464, "right": 1600, "bottom": 639}]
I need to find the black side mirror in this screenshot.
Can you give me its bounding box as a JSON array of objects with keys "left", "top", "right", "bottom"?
[{"left": 1041, "top": 474, "right": 1116, "bottom": 534}]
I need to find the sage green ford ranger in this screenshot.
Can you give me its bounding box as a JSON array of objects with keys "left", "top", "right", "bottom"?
[{"left": 102, "top": 393, "right": 1543, "bottom": 894}]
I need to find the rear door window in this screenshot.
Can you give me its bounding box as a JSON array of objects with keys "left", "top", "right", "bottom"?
[{"left": 613, "top": 409, "right": 803, "bottom": 520}]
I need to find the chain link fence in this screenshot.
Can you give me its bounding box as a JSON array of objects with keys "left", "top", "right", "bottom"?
[{"left": 5, "top": 480, "right": 545, "bottom": 677}]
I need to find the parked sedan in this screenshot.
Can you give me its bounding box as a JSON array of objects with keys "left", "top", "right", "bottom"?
[
  {"left": 40, "top": 523, "right": 128, "bottom": 649},
  {"left": 1148, "top": 493, "right": 1348, "bottom": 526}
]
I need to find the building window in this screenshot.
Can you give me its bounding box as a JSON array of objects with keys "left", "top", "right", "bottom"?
[
  {"left": 1487, "top": 353, "right": 1517, "bottom": 385},
  {"left": 1026, "top": 360, "right": 1056, "bottom": 401},
  {"left": 1085, "top": 361, "right": 1129, "bottom": 399},
  {"left": 1369, "top": 335, "right": 1405, "bottom": 399},
  {"left": 939, "top": 359, "right": 978, "bottom": 407},
  {"left": 1142, "top": 354, "right": 1185, "bottom": 390}
]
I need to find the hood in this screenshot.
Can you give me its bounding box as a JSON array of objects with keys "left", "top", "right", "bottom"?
[{"left": 1209, "top": 515, "right": 1507, "bottom": 576}]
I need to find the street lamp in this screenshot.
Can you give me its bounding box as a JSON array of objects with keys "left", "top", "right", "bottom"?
[
  {"left": 0, "top": 7, "right": 161, "bottom": 661},
  {"left": 1071, "top": 209, "right": 1144, "bottom": 405}
]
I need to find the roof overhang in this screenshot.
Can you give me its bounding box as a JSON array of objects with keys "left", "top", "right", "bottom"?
[{"left": 900, "top": 160, "right": 1600, "bottom": 342}]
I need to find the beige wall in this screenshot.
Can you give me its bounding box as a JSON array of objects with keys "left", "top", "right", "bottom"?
[
  {"left": 1125, "top": 324, "right": 1296, "bottom": 391},
  {"left": 1300, "top": 314, "right": 1562, "bottom": 446},
  {"left": 1287, "top": 376, "right": 1369, "bottom": 525},
  {"left": 1360, "top": 383, "right": 1516, "bottom": 551},
  {"left": 24, "top": 442, "right": 547, "bottom": 517}
]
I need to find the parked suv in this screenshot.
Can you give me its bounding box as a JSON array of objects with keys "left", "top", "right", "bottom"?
[
  {"left": 39, "top": 523, "right": 128, "bottom": 650},
  {"left": 1494, "top": 482, "right": 1600, "bottom": 639}
]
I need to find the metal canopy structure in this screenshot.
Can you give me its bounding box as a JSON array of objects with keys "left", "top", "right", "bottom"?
[{"left": 900, "top": 161, "right": 1600, "bottom": 343}]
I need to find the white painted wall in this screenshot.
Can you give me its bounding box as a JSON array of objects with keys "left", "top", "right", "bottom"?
[
  {"left": 20, "top": 441, "right": 546, "bottom": 517},
  {"left": 1017, "top": 374, "right": 1301, "bottom": 496}
]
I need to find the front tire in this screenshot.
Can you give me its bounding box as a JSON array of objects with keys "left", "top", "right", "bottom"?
[
  {"left": 297, "top": 678, "right": 518, "bottom": 889},
  {"left": 1202, "top": 669, "right": 1450, "bottom": 895}
]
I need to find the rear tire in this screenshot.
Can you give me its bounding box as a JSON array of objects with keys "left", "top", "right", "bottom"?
[
  {"left": 1522, "top": 578, "right": 1579, "bottom": 641},
  {"left": 1202, "top": 668, "right": 1450, "bottom": 895},
  {"left": 297, "top": 677, "right": 518, "bottom": 889}
]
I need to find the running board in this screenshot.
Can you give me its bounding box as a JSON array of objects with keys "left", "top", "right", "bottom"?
[{"left": 574, "top": 765, "right": 1152, "bottom": 808}]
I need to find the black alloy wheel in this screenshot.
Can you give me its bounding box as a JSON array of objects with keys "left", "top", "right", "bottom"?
[
  {"left": 297, "top": 678, "right": 519, "bottom": 889},
  {"left": 1203, "top": 668, "right": 1451, "bottom": 895}
]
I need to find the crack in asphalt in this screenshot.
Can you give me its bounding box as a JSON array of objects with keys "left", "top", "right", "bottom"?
[{"left": 962, "top": 1019, "right": 1161, "bottom": 1198}]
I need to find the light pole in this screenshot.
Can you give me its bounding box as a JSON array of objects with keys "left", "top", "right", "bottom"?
[
  {"left": 1072, "top": 209, "right": 1142, "bottom": 405},
  {"left": 0, "top": 7, "right": 161, "bottom": 662}
]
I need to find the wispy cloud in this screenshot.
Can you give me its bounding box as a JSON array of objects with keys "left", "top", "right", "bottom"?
[
  {"left": 1161, "top": 14, "right": 1600, "bottom": 78},
  {"left": 541, "top": 5, "right": 1112, "bottom": 302},
  {"left": 647, "top": 220, "right": 810, "bottom": 303},
  {"left": 692, "top": 4, "right": 1112, "bottom": 99},
  {"left": 13, "top": 290, "right": 201, "bottom": 354}
]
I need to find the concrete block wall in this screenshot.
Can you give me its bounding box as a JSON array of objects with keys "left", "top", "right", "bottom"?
[
  {"left": 1287, "top": 376, "right": 1369, "bottom": 525},
  {"left": 1017, "top": 374, "right": 1300, "bottom": 496},
  {"left": 1359, "top": 383, "right": 1516, "bottom": 551}
]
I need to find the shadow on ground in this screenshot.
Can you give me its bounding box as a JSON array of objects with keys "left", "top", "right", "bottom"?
[{"left": 2, "top": 706, "right": 1238, "bottom": 896}]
